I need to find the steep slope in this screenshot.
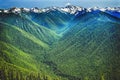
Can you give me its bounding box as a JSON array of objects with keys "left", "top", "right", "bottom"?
[
  {"left": 0, "top": 22, "right": 49, "bottom": 54},
  {"left": 49, "top": 12, "right": 120, "bottom": 80},
  {"left": 0, "top": 7, "right": 120, "bottom": 80},
  {"left": 24, "top": 10, "right": 74, "bottom": 34},
  {"left": 0, "top": 41, "right": 38, "bottom": 71},
  {"left": 0, "top": 22, "right": 62, "bottom": 80},
  {"left": 0, "top": 13, "right": 60, "bottom": 45}
]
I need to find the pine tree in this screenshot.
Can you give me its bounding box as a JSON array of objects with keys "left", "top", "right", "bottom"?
[{"left": 16, "top": 71, "right": 20, "bottom": 80}]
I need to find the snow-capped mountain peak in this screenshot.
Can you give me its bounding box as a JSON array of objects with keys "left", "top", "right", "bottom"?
[
  {"left": 60, "top": 5, "right": 84, "bottom": 14},
  {"left": 21, "top": 8, "right": 30, "bottom": 12},
  {"left": 30, "top": 7, "right": 42, "bottom": 13},
  {"left": 0, "top": 6, "right": 120, "bottom": 15},
  {"left": 4, "top": 10, "right": 9, "bottom": 13},
  {"left": 99, "top": 8, "right": 106, "bottom": 12},
  {"left": 9, "top": 7, "right": 21, "bottom": 13}
]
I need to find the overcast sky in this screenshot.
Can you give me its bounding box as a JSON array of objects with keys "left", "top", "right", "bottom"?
[{"left": 0, "top": 0, "right": 120, "bottom": 9}]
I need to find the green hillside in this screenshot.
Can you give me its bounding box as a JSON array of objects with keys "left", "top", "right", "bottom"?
[
  {"left": 0, "top": 13, "right": 60, "bottom": 44},
  {"left": 49, "top": 12, "right": 120, "bottom": 80},
  {"left": 0, "top": 22, "right": 62, "bottom": 80},
  {"left": 0, "top": 11, "right": 120, "bottom": 80},
  {"left": 25, "top": 10, "right": 74, "bottom": 33}
]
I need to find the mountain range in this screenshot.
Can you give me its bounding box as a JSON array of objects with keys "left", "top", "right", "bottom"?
[{"left": 0, "top": 5, "right": 120, "bottom": 80}]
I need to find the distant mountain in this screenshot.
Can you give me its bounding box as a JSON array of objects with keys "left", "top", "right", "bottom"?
[
  {"left": 0, "top": 6, "right": 120, "bottom": 80},
  {"left": 0, "top": 5, "right": 120, "bottom": 14}
]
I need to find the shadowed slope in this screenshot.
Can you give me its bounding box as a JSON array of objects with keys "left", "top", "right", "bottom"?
[
  {"left": 49, "top": 12, "right": 120, "bottom": 80},
  {"left": 26, "top": 10, "right": 74, "bottom": 33},
  {"left": 0, "top": 10, "right": 120, "bottom": 80},
  {"left": 0, "top": 13, "right": 60, "bottom": 45}
]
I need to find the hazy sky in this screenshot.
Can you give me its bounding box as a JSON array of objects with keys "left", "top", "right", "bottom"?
[{"left": 0, "top": 0, "right": 120, "bottom": 9}]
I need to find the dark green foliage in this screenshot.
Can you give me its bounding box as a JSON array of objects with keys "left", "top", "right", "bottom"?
[
  {"left": 26, "top": 10, "right": 74, "bottom": 33},
  {"left": 0, "top": 67, "right": 52, "bottom": 80},
  {"left": 49, "top": 12, "right": 120, "bottom": 80},
  {"left": 0, "top": 14, "right": 62, "bottom": 80},
  {"left": 0, "top": 13, "right": 60, "bottom": 45},
  {"left": 0, "top": 11, "right": 120, "bottom": 80}
]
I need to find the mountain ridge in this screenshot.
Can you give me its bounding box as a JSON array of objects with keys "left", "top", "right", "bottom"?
[
  {"left": 0, "top": 6, "right": 120, "bottom": 80},
  {"left": 0, "top": 5, "right": 120, "bottom": 15}
]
